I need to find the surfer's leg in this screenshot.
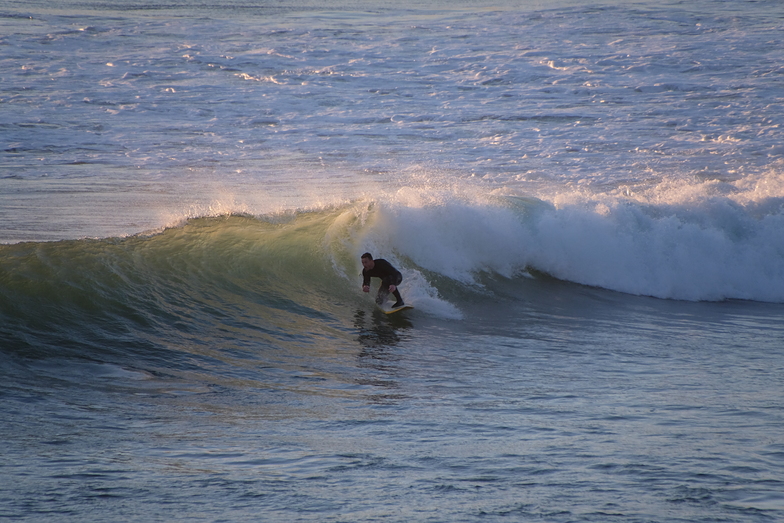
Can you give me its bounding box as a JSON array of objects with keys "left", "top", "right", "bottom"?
[
  {"left": 391, "top": 289, "right": 404, "bottom": 308},
  {"left": 375, "top": 286, "right": 389, "bottom": 305},
  {"left": 390, "top": 274, "right": 404, "bottom": 308},
  {"left": 378, "top": 274, "right": 403, "bottom": 306}
]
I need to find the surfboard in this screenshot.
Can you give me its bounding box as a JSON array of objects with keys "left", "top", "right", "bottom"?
[{"left": 383, "top": 305, "right": 414, "bottom": 315}]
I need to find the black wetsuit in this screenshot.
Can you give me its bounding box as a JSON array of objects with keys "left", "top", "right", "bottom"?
[{"left": 362, "top": 259, "right": 404, "bottom": 306}]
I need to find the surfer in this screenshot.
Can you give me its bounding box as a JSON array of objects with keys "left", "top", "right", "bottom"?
[{"left": 361, "top": 252, "right": 405, "bottom": 308}]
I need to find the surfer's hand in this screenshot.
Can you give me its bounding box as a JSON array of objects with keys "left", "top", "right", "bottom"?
[
  {"left": 389, "top": 285, "right": 396, "bottom": 292},
  {"left": 362, "top": 285, "right": 370, "bottom": 293}
]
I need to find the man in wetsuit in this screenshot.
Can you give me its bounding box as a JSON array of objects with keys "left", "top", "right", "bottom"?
[{"left": 361, "top": 252, "right": 405, "bottom": 308}]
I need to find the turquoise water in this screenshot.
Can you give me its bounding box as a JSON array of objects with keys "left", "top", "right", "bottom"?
[{"left": 2, "top": 0, "right": 783, "bottom": 521}]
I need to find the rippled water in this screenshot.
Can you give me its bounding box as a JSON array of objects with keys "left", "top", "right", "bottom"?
[{"left": 1, "top": 0, "right": 783, "bottom": 521}]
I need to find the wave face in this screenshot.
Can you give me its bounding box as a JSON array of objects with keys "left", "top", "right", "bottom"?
[
  {"left": 0, "top": 214, "right": 353, "bottom": 364},
  {"left": 2, "top": 176, "right": 783, "bottom": 363}
]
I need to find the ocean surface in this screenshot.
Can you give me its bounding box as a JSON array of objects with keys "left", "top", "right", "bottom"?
[{"left": 2, "top": 0, "right": 783, "bottom": 521}]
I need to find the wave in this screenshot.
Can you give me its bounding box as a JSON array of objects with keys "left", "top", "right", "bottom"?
[
  {"left": 350, "top": 172, "right": 784, "bottom": 303},
  {"left": 1, "top": 174, "right": 783, "bottom": 361},
  {"left": 0, "top": 207, "right": 463, "bottom": 369}
]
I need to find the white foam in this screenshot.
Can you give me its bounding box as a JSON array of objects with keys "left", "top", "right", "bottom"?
[
  {"left": 398, "top": 268, "right": 464, "bottom": 320},
  {"left": 356, "top": 173, "right": 784, "bottom": 303}
]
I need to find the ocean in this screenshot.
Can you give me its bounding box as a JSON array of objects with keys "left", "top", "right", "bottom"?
[{"left": 1, "top": 0, "right": 783, "bottom": 521}]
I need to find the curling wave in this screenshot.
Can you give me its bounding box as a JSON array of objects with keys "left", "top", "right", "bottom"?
[{"left": 2, "top": 175, "right": 783, "bottom": 363}]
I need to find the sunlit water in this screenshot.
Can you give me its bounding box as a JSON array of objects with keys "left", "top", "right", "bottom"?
[{"left": 1, "top": 0, "right": 783, "bottom": 521}]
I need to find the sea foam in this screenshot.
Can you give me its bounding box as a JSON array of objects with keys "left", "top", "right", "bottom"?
[{"left": 361, "top": 173, "right": 784, "bottom": 302}]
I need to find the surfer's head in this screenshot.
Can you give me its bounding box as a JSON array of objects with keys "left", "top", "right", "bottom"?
[{"left": 361, "top": 252, "right": 374, "bottom": 270}]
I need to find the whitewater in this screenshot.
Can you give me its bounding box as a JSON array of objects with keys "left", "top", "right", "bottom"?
[{"left": 1, "top": 0, "right": 783, "bottom": 521}]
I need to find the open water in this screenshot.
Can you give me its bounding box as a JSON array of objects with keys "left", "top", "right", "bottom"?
[{"left": 1, "top": 0, "right": 783, "bottom": 521}]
